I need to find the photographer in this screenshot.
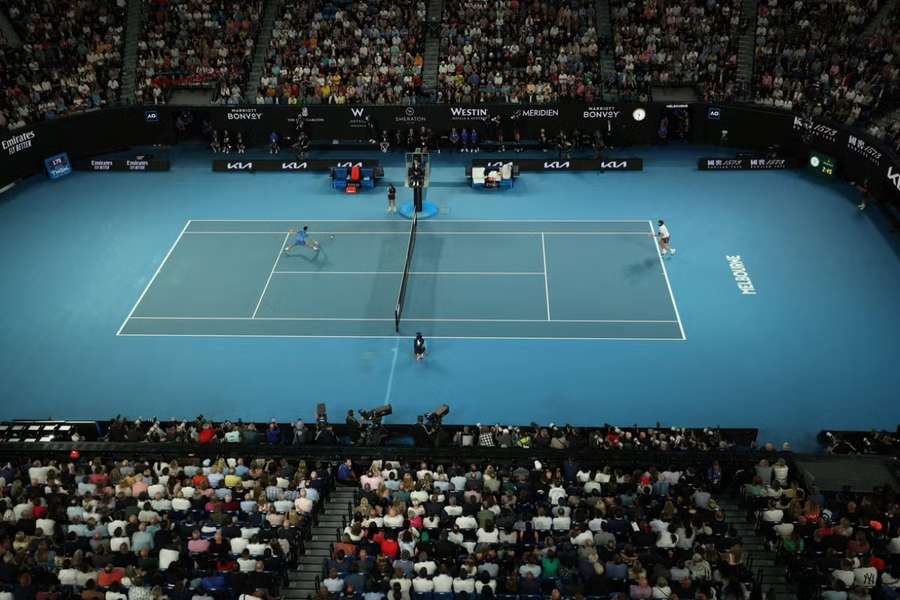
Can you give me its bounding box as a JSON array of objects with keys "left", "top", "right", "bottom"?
[
  {"left": 345, "top": 410, "right": 361, "bottom": 444},
  {"left": 414, "top": 415, "right": 432, "bottom": 447}
]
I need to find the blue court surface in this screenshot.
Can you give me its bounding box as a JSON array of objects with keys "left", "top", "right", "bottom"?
[
  {"left": 1, "top": 144, "right": 899, "bottom": 450},
  {"left": 119, "top": 219, "right": 683, "bottom": 340}
]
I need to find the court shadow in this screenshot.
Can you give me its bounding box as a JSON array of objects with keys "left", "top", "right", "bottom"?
[
  {"left": 624, "top": 257, "right": 659, "bottom": 280},
  {"left": 288, "top": 248, "right": 328, "bottom": 266}
]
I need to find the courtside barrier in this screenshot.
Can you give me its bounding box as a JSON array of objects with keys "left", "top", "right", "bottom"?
[
  {"left": 1, "top": 104, "right": 898, "bottom": 207},
  {"left": 697, "top": 157, "right": 803, "bottom": 170},
  {"left": 74, "top": 158, "right": 170, "bottom": 172},
  {"left": 211, "top": 159, "right": 382, "bottom": 173}
]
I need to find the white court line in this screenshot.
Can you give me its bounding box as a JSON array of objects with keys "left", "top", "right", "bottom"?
[
  {"left": 185, "top": 231, "right": 651, "bottom": 236},
  {"left": 116, "top": 220, "right": 191, "bottom": 336},
  {"left": 189, "top": 219, "right": 652, "bottom": 223},
  {"left": 273, "top": 271, "right": 545, "bottom": 276},
  {"left": 251, "top": 232, "right": 291, "bottom": 318},
  {"left": 131, "top": 316, "right": 393, "bottom": 321},
  {"left": 119, "top": 333, "right": 686, "bottom": 341},
  {"left": 540, "top": 232, "right": 551, "bottom": 321},
  {"left": 127, "top": 316, "right": 677, "bottom": 323},
  {"left": 384, "top": 339, "right": 400, "bottom": 406},
  {"left": 649, "top": 220, "right": 687, "bottom": 340}
]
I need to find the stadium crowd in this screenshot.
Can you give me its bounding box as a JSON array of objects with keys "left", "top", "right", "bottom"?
[
  {"left": 0, "top": 455, "right": 327, "bottom": 600},
  {"left": 135, "top": 0, "right": 263, "bottom": 104},
  {"left": 257, "top": 0, "right": 427, "bottom": 105},
  {"left": 609, "top": 0, "right": 743, "bottom": 102},
  {"left": 745, "top": 456, "right": 900, "bottom": 600},
  {"left": 752, "top": 0, "right": 896, "bottom": 128},
  {"left": 436, "top": 0, "right": 605, "bottom": 104},
  {"left": 319, "top": 457, "right": 755, "bottom": 600},
  {"left": 83, "top": 416, "right": 762, "bottom": 453},
  {"left": 0, "top": 0, "right": 126, "bottom": 128}
]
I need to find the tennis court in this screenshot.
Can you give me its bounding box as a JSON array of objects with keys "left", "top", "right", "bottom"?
[{"left": 117, "top": 219, "right": 684, "bottom": 340}]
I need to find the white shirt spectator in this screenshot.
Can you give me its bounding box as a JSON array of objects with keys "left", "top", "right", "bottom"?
[
  {"left": 107, "top": 520, "right": 127, "bottom": 538},
  {"left": 110, "top": 536, "right": 130, "bottom": 552},
  {"left": 28, "top": 465, "right": 50, "bottom": 484},
  {"left": 36, "top": 518, "right": 55, "bottom": 535},
  {"left": 414, "top": 560, "right": 436, "bottom": 576},
  {"left": 548, "top": 485, "right": 566, "bottom": 505},
  {"left": 238, "top": 557, "right": 256, "bottom": 572},
  {"left": 58, "top": 568, "right": 79, "bottom": 586},
  {"left": 455, "top": 515, "right": 477, "bottom": 530},
  {"left": 552, "top": 515, "right": 571, "bottom": 530},
  {"left": 519, "top": 564, "right": 541, "bottom": 578},
  {"left": 390, "top": 578, "right": 411, "bottom": 600},
  {"left": 322, "top": 576, "right": 343, "bottom": 593},
  {"left": 532, "top": 515, "right": 552, "bottom": 531},
  {"left": 854, "top": 566, "right": 878, "bottom": 588},
  {"left": 452, "top": 577, "right": 475, "bottom": 594},
  {"left": 762, "top": 508, "right": 784, "bottom": 523},
  {"left": 247, "top": 542, "right": 266, "bottom": 556},
  {"left": 476, "top": 528, "right": 499, "bottom": 543},
  {"left": 833, "top": 568, "right": 855, "bottom": 588},
  {"left": 384, "top": 513, "right": 404, "bottom": 528},
  {"left": 412, "top": 577, "right": 433, "bottom": 593},
  {"left": 433, "top": 574, "right": 453, "bottom": 592},
  {"left": 889, "top": 535, "right": 900, "bottom": 554},
  {"left": 571, "top": 530, "right": 593, "bottom": 546},
  {"left": 159, "top": 548, "right": 179, "bottom": 570}
]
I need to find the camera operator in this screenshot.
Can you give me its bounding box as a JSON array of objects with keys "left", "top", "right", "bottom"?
[
  {"left": 345, "top": 410, "right": 361, "bottom": 444},
  {"left": 414, "top": 415, "right": 432, "bottom": 447}
]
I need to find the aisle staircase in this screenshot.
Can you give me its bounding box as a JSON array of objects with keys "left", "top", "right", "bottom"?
[
  {"left": 421, "top": 0, "right": 446, "bottom": 96},
  {"left": 595, "top": 0, "right": 617, "bottom": 100},
  {"left": 862, "top": 0, "right": 899, "bottom": 38},
  {"left": 735, "top": 0, "right": 759, "bottom": 99},
  {"left": 286, "top": 486, "right": 357, "bottom": 600},
  {"left": 120, "top": 0, "right": 146, "bottom": 103},
  {"left": 243, "top": 0, "right": 282, "bottom": 102},
  {"left": 0, "top": 8, "right": 21, "bottom": 46},
  {"left": 719, "top": 497, "right": 796, "bottom": 600}
]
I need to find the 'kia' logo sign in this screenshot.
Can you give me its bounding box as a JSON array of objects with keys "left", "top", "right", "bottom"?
[
  {"left": 227, "top": 162, "right": 253, "bottom": 170},
  {"left": 888, "top": 166, "right": 900, "bottom": 192},
  {"left": 543, "top": 161, "right": 571, "bottom": 169}
]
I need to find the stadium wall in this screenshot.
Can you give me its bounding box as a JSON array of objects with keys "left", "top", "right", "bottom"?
[{"left": 1, "top": 103, "right": 898, "bottom": 205}]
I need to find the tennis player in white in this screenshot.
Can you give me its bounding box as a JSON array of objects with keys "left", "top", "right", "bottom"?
[{"left": 656, "top": 220, "right": 676, "bottom": 256}]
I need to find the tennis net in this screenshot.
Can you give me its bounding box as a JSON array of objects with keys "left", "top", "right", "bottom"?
[{"left": 394, "top": 212, "right": 418, "bottom": 332}]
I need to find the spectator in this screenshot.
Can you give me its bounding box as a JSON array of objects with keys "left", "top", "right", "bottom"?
[{"left": 135, "top": 0, "right": 263, "bottom": 105}]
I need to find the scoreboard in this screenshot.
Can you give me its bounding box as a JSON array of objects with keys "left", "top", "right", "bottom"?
[
  {"left": 44, "top": 153, "right": 72, "bottom": 180},
  {"left": 808, "top": 151, "right": 836, "bottom": 178}
]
